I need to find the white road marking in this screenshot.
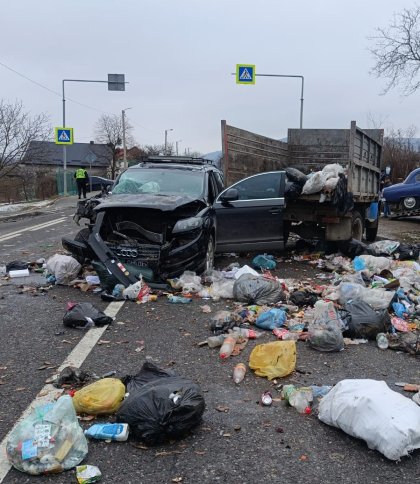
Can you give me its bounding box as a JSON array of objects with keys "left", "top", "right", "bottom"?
[
  {"left": 0, "top": 300, "right": 125, "bottom": 481},
  {"left": 0, "top": 217, "right": 67, "bottom": 242}
]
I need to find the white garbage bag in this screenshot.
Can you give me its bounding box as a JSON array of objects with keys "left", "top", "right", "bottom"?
[
  {"left": 46, "top": 254, "right": 81, "bottom": 285},
  {"left": 318, "top": 379, "right": 420, "bottom": 460}
]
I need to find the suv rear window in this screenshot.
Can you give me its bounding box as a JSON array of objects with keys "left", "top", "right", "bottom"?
[{"left": 113, "top": 168, "right": 205, "bottom": 197}]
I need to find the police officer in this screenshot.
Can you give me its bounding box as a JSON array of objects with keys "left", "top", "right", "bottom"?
[{"left": 74, "top": 165, "right": 89, "bottom": 199}]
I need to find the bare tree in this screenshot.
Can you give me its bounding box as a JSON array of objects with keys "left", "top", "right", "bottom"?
[
  {"left": 94, "top": 114, "right": 134, "bottom": 178},
  {"left": 383, "top": 126, "right": 420, "bottom": 181},
  {"left": 0, "top": 100, "right": 51, "bottom": 178},
  {"left": 370, "top": 5, "right": 420, "bottom": 94}
]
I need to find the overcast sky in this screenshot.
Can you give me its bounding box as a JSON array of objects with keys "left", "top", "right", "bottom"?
[{"left": 1, "top": 0, "right": 419, "bottom": 154}]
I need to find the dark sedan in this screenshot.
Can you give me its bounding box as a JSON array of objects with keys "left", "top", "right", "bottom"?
[
  {"left": 383, "top": 168, "right": 420, "bottom": 211},
  {"left": 87, "top": 176, "right": 114, "bottom": 192}
]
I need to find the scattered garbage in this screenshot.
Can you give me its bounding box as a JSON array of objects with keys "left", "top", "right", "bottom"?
[
  {"left": 342, "top": 301, "right": 391, "bottom": 339},
  {"left": 46, "top": 254, "right": 81, "bottom": 285},
  {"left": 76, "top": 465, "right": 102, "bottom": 483},
  {"left": 260, "top": 391, "right": 273, "bottom": 406},
  {"left": 167, "top": 294, "right": 192, "bottom": 304},
  {"left": 53, "top": 366, "right": 91, "bottom": 389},
  {"left": 249, "top": 341, "right": 296, "bottom": 380},
  {"left": 72, "top": 378, "right": 126, "bottom": 415},
  {"left": 84, "top": 423, "right": 129, "bottom": 441},
  {"left": 9, "top": 269, "right": 30, "bottom": 278},
  {"left": 6, "top": 395, "right": 88, "bottom": 475},
  {"left": 318, "top": 379, "right": 420, "bottom": 460},
  {"left": 63, "top": 302, "right": 114, "bottom": 328},
  {"left": 116, "top": 362, "right": 205, "bottom": 445},
  {"left": 219, "top": 334, "right": 238, "bottom": 359},
  {"left": 252, "top": 254, "right": 277, "bottom": 270},
  {"left": 376, "top": 333, "right": 389, "bottom": 350}
]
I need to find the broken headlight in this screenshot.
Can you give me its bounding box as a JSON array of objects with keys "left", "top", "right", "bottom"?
[{"left": 172, "top": 217, "right": 203, "bottom": 233}]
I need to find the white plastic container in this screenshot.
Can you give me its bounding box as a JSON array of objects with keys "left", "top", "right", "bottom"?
[
  {"left": 9, "top": 269, "right": 30, "bottom": 278},
  {"left": 84, "top": 423, "right": 129, "bottom": 441}
]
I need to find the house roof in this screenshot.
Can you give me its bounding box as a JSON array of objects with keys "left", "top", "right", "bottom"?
[{"left": 22, "top": 141, "right": 112, "bottom": 167}]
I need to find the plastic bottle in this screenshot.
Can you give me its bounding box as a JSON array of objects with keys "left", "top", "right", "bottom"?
[
  {"left": 376, "top": 333, "right": 389, "bottom": 350},
  {"left": 282, "top": 385, "right": 313, "bottom": 413},
  {"left": 233, "top": 363, "right": 247, "bottom": 384},
  {"left": 167, "top": 295, "right": 192, "bottom": 304},
  {"left": 84, "top": 423, "right": 129, "bottom": 441},
  {"left": 207, "top": 334, "right": 226, "bottom": 348},
  {"left": 231, "top": 327, "right": 263, "bottom": 339},
  {"left": 219, "top": 335, "right": 237, "bottom": 359}
]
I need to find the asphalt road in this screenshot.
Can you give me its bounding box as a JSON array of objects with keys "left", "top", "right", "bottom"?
[{"left": 0, "top": 199, "right": 419, "bottom": 483}]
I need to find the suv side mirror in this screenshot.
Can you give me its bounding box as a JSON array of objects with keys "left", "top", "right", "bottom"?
[{"left": 219, "top": 188, "right": 239, "bottom": 202}]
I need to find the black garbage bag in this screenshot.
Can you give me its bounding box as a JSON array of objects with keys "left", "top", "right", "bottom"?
[
  {"left": 338, "top": 239, "right": 371, "bottom": 258},
  {"left": 393, "top": 243, "right": 420, "bottom": 261},
  {"left": 6, "top": 260, "right": 28, "bottom": 272},
  {"left": 289, "top": 290, "right": 319, "bottom": 307},
  {"left": 63, "top": 302, "right": 113, "bottom": 328},
  {"left": 117, "top": 362, "right": 205, "bottom": 445},
  {"left": 285, "top": 181, "right": 302, "bottom": 200},
  {"left": 285, "top": 167, "right": 308, "bottom": 186},
  {"left": 341, "top": 301, "right": 391, "bottom": 339},
  {"left": 233, "top": 274, "right": 285, "bottom": 305}
]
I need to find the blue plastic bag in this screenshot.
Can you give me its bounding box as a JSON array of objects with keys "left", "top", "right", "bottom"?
[
  {"left": 392, "top": 302, "right": 406, "bottom": 318},
  {"left": 353, "top": 256, "right": 366, "bottom": 271},
  {"left": 252, "top": 254, "right": 277, "bottom": 270},
  {"left": 255, "top": 308, "right": 286, "bottom": 330}
]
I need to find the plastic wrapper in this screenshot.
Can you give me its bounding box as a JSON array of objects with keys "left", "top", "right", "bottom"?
[
  {"left": 341, "top": 301, "right": 391, "bottom": 339},
  {"left": 358, "top": 255, "right": 392, "bottom": 274},
  {"left": 361, "top": 288, "right": 395, "bottom": 309},
  {"left": 208, "top": 279, "right": 235, "bottom": 299},
  {"left": 116, "top": 362, "right": 205, "bottom": 444},
  {"left": 72, "top": 378, "right": 126, "bottom": 415},
  {"left": 318, "top": 379, "right": 420, "bottom": 460},
  {"left": 255, "top": 308, "right": 287, "bottom": 330},
  {"left": 46, "top": 254, "right": 81, "bottom": 285},
  {"left": 6, "top": 395, "right": 88, "bottom": 475},
  {"left": 63, "top": 302, "right": 113, "bottom": 328},
  {"left": 308, "top": 321, "right": 344, "bottom": 352},
  {"left": 233, "top": 274, "right": 285, "bottom": 305},
  {"left": 249, "top": 341, "right": 296, "bottom": 380},
  {"left": 369, "top": 240, "right": 400, "bottom": 256},
  {"left": 76, "top": 465, "right": 102, "bottom": 483},
  {"left": 170, "top": 271, "right": 203, "bottom": 294},
  {"left": 338, "top": 282, "right": 365, "bottom": 305}
]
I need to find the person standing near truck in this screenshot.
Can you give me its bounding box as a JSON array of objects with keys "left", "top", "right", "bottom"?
[
  {"left": 74, "top": 165, "right": 89, "bottom": 199},
  {"left": 380, "top": 177, "right": 392, "bottom": 217}
]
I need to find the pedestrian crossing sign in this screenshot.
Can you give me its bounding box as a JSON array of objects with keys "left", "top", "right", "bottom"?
[
  {"left": 236, "top": 64, "right": 255, "bottom": 84},
  {"left": 55, "top": 127, "right": 74, "bottom": 145}
]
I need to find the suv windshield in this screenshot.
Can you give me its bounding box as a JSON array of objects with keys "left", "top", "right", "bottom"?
[{"left": 112, "top": 168, "right": 205, "bottom": 198}]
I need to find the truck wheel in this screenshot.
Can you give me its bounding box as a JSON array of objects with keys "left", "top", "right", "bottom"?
[
  {"left": 351, "top": 211, "right": 363, "bottom": 241},
  {"left": 402, "top": 196, "right": 417, "bottom": 210},
  {"left": 365, "top": 226, "right": 378, "bottom": 242}
]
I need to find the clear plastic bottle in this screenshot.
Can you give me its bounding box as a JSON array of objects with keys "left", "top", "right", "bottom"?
[
  {"left": 376, "top": 333, "right": 389, "bottom": 350},
  {"left": 219, "top": 335, "right": 237, "bottom": 359},
  {"left": 231, "top": 327, "right": 263, "bottom": 339},
  {"left": 167, "top": 295, "right": 192, "bottom": 304},
  {"left": 207, "top": 334, "right": 226, "bottom": 348},
  {"left": 282, "top": 385, "right": 313, "bottom": 413},
  {"left": 232, "top": 363, "right": 247, "bottom": 384}
]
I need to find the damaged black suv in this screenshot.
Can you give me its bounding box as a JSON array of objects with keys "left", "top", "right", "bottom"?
[{"left": 62, "top": 157, "right": 224, "bottom": 283}]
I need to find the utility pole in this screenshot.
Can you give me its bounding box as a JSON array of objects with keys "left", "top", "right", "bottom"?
[
  {"left": 122, "top": 107, "right": 132, "bottom": 169},
  {"left": 176, "top": 140, "right": 182, "bottom": 156},
  {"left": 164, "top": 128, "right": 173, "bottom": 154}
]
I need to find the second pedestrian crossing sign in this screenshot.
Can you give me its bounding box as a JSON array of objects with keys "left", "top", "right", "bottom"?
[
  {"left": 236, "top": 64, "right": 255, "bottom": 84},
  {"left": 55, "top": 127, "right": 74, "bottom": 145}
]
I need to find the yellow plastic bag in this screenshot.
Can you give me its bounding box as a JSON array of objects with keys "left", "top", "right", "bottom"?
[
  {"left": 249, "top": 341, "right": 296, "bottom": 380},
  {"left": 73, "top": 378, "right": 125, "bottom": 415}
]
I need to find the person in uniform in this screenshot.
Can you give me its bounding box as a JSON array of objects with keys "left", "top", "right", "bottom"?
[{"left": 74, "top": 165, "right": 89, "bottom": 199}]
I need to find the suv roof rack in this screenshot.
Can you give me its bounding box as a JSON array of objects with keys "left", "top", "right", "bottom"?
[{"left": 140, "top": 155, "right": 213, "bottom": 165}]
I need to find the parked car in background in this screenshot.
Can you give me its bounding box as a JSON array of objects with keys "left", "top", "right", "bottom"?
[
  {"left": 87, "top": 176, "right": 114, "bottom": 192},
  {"left": 383, "top": 167, "right": 420, "bottom": 215}
]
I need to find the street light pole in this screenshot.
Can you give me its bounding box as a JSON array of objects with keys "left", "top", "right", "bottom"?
[
  {"left": 176, "top": 140, "right": 182, "bottom": 156},
  {"left": 164, "top": 129, "right": 173, "bottom": 155},
  {"left": 122, "top": 107, "right": 132, "bottom": 170}
]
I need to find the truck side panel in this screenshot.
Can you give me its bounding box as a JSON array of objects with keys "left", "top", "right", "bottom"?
[{"left": 221, "top": 120, "right": 288, "bottom": 186}]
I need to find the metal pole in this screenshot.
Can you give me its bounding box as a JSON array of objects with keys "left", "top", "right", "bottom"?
[
  {"left": 164, "top": 130, "right": 168, "bottom": 154},
  {"left": 62, "top": 80, "right": 67, "bottom": 196},
  {"left": 122, "top": 109, "right": 127, "bottom": 169}
]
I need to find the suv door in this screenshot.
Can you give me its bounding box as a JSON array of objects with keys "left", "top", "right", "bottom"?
[{"left": 214, "top": 171, "right": 285, "bottom": 252}]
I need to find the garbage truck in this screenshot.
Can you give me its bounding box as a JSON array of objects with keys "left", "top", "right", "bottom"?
[{"left": 221, "top": 120, "right": 383, "bottom": 242}]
